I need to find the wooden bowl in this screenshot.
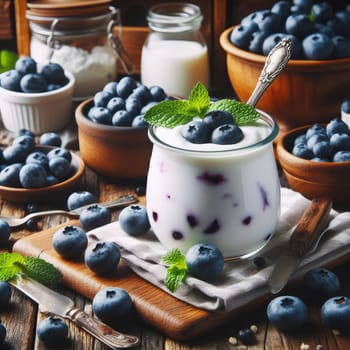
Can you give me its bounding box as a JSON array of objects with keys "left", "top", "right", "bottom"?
[
  {"left": 0, "top": 146, "right": 85, "bottom": 203},
  {"left": 75, "top": 98, "right": 152, "bottom": 182},
  {"left": 276, "top": 125, "right": 350, "bottom": 202},
  {"left": 219, "top": 26, "right": 350, "bottom": 132}
]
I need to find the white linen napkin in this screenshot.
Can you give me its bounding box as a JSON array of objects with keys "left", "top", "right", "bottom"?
[{"left": 88, "top": 188, "right": 350, "bottom": 312}]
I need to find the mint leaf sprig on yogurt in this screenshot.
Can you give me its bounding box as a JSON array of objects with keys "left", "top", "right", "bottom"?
[{"left": 144, "top": 82, "right": 260, "bottom": 128}]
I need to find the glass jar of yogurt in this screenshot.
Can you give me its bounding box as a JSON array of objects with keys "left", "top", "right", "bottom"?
[
  {"left": 141, "top": 2, "right": 209, "bottom": 98},
  {"left": 146, "top": 111, "right": 280, "bottom": 258}
]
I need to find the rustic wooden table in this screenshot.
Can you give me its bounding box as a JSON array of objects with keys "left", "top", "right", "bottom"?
[{"left": 1, "top": 128, "right": 350, "bottom": 350}]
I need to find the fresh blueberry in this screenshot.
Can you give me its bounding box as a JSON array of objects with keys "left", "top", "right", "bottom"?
[
  {"left": 93, "top": 91, "right": 113, "bottom": 108},
  {"left": 88, "top": 106, "right": 113, "bottom": 125},
  {"left": 79, "top": 204, "right": 111, "bottom": 231},
  {"left": 203, "top": 110, "right": 235, "bottom": 131},
  {"left": 285, "top": 14, "right": 314, "bottom": 38},
  {"left": 314, "top": 22, "right": 335, "bottom": 37},
  {"left": 112, "top": 110, "right": 134, "bottom": 126},
  {"left": 292, "top": 0, "right": 313, "bottom": 12},
  {"left": 149, "top": 85, "right": 167, "bottom": 101},
  {"left": 294, "top": 134, "right": 307, "bottom": 145},
  {"left": 254, "top": 10, "right": 283, "bottom": 34},
  {"left": 306, "top": 133, "right": 329, "bottom": 150},
  {"left": 292, "top": 143, "right": 314, "bottom": 159},
  {"left": 19, "top": 163, "right": 47, "bottom": 188},
  {"left": 37, "top": 315, "right": 69, "bottom": 346},
  {"left": 211, "top": 124, "right": 244, "bottom": 145},
  {"left": 84, "top": 241, "right": 121, "bottom": 275},
  {"left": 129, "top": 85, "right": 152, "bottom": 105},
  {"left": 333, "top": 150, "right": 350, "bottom": 162},
  {"left": 0, "top": 69, "right": 22, "bottom": 91},
  {"left": 20, "top": 73, "right": 47, "bottom": 93},
  {"left": 67, "top": 191, "right": 96, "bottom": 211},
  {"left": 332, "top": 36, "right": 350, "bottom": 58},
  {"left": 12, "top": 135, "right": 35, "bottom": 153},
  {"left": 92, "top": 287, "right": 134, "bottom": 328},
  {"left": 321, "top": 296, "right": 350, "bottom": 333},
  {"left": 330, "top": 133, "right": 350, "bottom": 152},
  {"left": 181, "top": 120, "right": 211, "bottom": 144},
  {"left": 237, "top": 328, "right": 257, "bottom": 345},
  {"left": 39, "top": 132, "right": 62, "bottom": 147},
  {"left": 185, "top": 243, "right": 224, "bottom": 282},
  {"left": 327, "top": 16, "right": 346, "bottom": 37},
  {"left": 312, "top": 140, "right": 333, "bottom": 159},
  {"left": 311, "top": 2, "right": 333, "bottom": 22},
  {"left": 26, "top": 151, "right": 49, "bottom": 169},
  {"left": 49, "top": 156, "right": 71, "bottom": 179},
  {"left": 131, "top": 114, "right": 149, "bottom": 128},
  {"left": 47, "top": 83, "right": 63, "bottom": 91},
  {"left": 13, "top": 129, "right": 35, "bottom": 139},
  {"left": 0, "top": 281, "right": 11, "bottom": 307},
  {"left": 2, "top": 144, "right": 28, "bottom": 163},
  {"left": 302, "top": 268, "right": 340, "bottom": 302},
  {"left": 45, "top": 174, "right": 59, "bottom": 186},
  {"left": 271, "top": 1, "right": 292, "bottom": 19},
  {"left": 119, "top": 204, "right": 150, "bottom": 236},
  {"left": 102, "top": 81, "right": 118, "bottom": 96},
  {"left": 326, "top": 118, "right": 349, "bottom": 137},
  {"left": 249, "top": 30, "right": 269, "bottom": 54},
  {"left": 15, "top": 56, "right": 36, "bottom": 75},
  {"left": 302, "top": 33, "right": 334, "bottom": 60},
  {"left": 306, "top": 124, "right": 327, "bottom": 139},
  {"left": 52, "top": 225, "right": 88, "bottom": 258},
  {"left": 0, "top": 163, "right": 22, "bottom": 187},
  {"left": 47, "top": 147, "right": 72, "bottom": 162},
  {"left": 38, "top": 63, "right": 67, "bottom": 85},
  {"left": 262, "top": 33, "right": 285, "bottom": 56},
  {"left": 116, "top": 76, "right": 138, "bottom": 98},
  {"left": 125, "top": 97, "right": 143, "bottom": 116},
  {"left": 0, "top": 323, "right": 6, "bottom": 345},
  {"left": 230, "top": 22, "right": 259, "bottom": 50},
  {"left": 335, "top": 11, "right": 350, "bottom": 36},
  {"left": 266, "top": 295, "right": 308, "bottom": 331},
  {"left": 341, "top": 99, "right": 350, "bottom": 113},
  {"left": 0, "top": 220, "right": 11, "bottom": 246},
  {"left": 106, "top": 96, "right": 125, "bottom": 114}
]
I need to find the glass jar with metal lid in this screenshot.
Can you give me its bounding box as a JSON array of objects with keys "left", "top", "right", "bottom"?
[
  {"left": 26, "top": 6, "right": 134, "bottom": 101},
  {"left": 141, "top": 2, "right": 209, "bottom": 98}
]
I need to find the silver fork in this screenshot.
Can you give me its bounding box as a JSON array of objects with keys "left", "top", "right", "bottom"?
[{"left": 0, "top": 194, "right": 138, "bottom": 228}]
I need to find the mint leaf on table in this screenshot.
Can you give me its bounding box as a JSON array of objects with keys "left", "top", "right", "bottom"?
[
  {"left": 208, "top": 99, "right": 260, "bottom": 125},
  {"left": 144, "top": 82, "right": 260, "bottom": 128},
  {"left": 162, "top": 248, "right": 188, "bottom": 292},
  {"left": 0, "top": 252, "right": 62, "bottom": 286}
]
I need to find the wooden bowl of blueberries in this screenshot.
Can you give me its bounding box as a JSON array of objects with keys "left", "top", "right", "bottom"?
[
  {"left": 75, "top": 76, "right": 169, "bottom": 182},
  {"left": 276, "top": 118, "right": 350, "bottom": 202},
  {"left": 219, "top": 0, "right": 350, "bottom": 133}
]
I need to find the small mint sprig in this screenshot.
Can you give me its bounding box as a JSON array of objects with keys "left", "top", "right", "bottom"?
[
  {"left": 144, "top": 82, "right": 260, "bottom": 128},
  {"left": 162, "top": 249, "right": 188, "bottom": 292},
  {"left": 0, "top": 252, "right": 62, "bottom": 286}
]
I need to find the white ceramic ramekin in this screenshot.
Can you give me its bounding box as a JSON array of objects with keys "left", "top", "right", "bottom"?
[{"left": 0, "top": 70, "right": 75, "bottom": 134}]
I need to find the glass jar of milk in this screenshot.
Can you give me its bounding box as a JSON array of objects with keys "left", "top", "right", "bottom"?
[
  {"left": 141, "top": 3, "right": 209, "bottom": 98},
  {"left": 146, "top": 111, "right": 280, "bottom": 259}
]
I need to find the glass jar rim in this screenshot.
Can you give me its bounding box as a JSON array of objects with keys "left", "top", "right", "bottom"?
[
  {"left": 147, "top": 2, "right": 203, "bottom": 32},
  {"left": 148, "top": 110, "right": 279, "bottom": 156}
]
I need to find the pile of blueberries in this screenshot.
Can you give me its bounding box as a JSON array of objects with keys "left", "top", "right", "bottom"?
[
  {"left": 86, "top": 76, "right": 169, "bottom": 127},
  {"left": 291, "top": 118, "right": 350, "bottom": 162},
  {"left": 0, "top": 56, "right": 69, "bottom": 93},
  {"left": 230, "top": 0, "right": 350, "bottom": 59},
  {"left": 181, "top": 110, "right": 244, "bottom": 145},
  {"left": 0, "top": 130, "right": 75, "bottom": 188}
]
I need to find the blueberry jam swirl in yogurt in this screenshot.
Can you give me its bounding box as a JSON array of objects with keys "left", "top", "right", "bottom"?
[{"left": 146, "top": 110, "right": 281, "bottom": 259}]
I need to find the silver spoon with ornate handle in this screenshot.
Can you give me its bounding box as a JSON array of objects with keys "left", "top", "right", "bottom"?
[{"left": 246, "top": 37, "right": 292, "bottom": 107}]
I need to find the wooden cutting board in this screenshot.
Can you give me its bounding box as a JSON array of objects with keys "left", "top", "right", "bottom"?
[{"left": 12, "top": 220, "right": 252, "bottom": 341}]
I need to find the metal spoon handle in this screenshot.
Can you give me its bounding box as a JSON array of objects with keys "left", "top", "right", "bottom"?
[{"left": 247, "top": 38, "right": 292, "bottom": 107}]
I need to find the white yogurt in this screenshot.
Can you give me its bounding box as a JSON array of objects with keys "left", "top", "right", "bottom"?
[
  {"left": 141, "top": 40, "right": 209, "bottom": 98},
  {"left": 146, "top": 113, "right": 280, "bottom": 258}
]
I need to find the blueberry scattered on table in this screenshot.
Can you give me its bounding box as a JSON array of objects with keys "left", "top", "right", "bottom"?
[
  {"left": 66, "top": 191, "right": 96, "bottom": 211},
  {"left": 266, "top": 295, "right": 308, "bottom": 331},
  {"left": 84, "top": 240, "right": 121, "bottom": 275},
  {"left": 39, "top": 132, "right": 62, "bottom": 147},
  {"left": 52, "top": 225, "right": 88, "bottom": 259},
  {"left": 237, "top": 328, "right": 257, "bottom": 345},
  {"left": 321, "top": 296, "right": 350, "bottom": 333},
  {"left": 185, "top": 243, "right": 224, "bottom": 282},
  {"left": 79, "top": 204, "right": 111, "bottom": 231},
  {"left": 92, "top": 287, "right": 134, "bottom": 328},
  {"left": 37, "top": 315, "right": 69, "bottom": 346},
  {"left": 119, "top": 204, "right": 150, "bottom": 236}
]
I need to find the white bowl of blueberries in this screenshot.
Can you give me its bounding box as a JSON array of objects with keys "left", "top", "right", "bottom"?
[{"left": 0, "top": 56, "right": 75, "bottom": 135}]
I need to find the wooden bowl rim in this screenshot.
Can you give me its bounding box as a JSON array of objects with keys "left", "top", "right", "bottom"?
[{"left": 220, "top": 26, "right": 350, "bottom": 68}]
